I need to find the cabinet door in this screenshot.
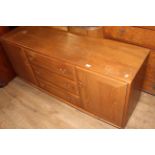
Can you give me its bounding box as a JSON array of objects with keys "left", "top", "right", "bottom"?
[
  {"left": 2, "top": 42, "right": 37, "bottom": 85},
  {"left": 77, "top": 68, "right": 127, "bottom": 127}
]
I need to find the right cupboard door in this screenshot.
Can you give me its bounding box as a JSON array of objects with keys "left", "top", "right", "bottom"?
[{"left": 77, "top": 68, "right": 127, "bottom": 127}]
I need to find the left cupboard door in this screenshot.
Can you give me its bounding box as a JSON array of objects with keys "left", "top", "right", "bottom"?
[{"left": 2, "top": 42, "right": 38, "bottom": 85}]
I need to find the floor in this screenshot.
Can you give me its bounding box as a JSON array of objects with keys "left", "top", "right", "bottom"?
[{"left": 0, "top": 77, "right": 155, "bottom": 129}]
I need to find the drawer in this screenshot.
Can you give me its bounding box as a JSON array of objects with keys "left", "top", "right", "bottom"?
[
  {"left": 38, "top": 78, "right": 81, "bottom": 107},
  {"left": 32, "top": 65, "right": 79, "bottom": 95},
  {"left": 104, "top": 26, "right": 155, "bottom": 49},
  {"left": 26, "top": 50, "right": 76, "bottom": 81}
]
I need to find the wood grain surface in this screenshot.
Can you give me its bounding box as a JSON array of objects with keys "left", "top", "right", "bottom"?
[{"left": 1, "top": 26, "right": 150, "bottom": 127}]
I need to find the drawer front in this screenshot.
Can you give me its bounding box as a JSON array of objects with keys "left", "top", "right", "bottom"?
[
  {"left": 104, "top": 26, "right": 155, "bottom": 49},
  {"left": 38, "top": 78, "right": 81, "bottom": 107},
  {"left": 32, "top": 65, "right": 79, "bottom": 95},
  {"left": 26, "top": 50, "right": 76, "bottom": 81}
]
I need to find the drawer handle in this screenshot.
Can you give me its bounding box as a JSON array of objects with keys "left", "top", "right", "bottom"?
[
  {"left": 78, "top": 81, "right": 84, "bottom": 88},
  {"left": 59, "top": 68, "right": 67, "bottom": 74}
]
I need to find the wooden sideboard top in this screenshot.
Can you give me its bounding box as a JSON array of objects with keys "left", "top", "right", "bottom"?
[{"left": 1, "top": 26, "right": 150, "bottom": 83}]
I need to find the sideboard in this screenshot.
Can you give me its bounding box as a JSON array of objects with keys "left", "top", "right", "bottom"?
[{"left": 1, "top": 27, "right": 149, "bottom": 128}]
